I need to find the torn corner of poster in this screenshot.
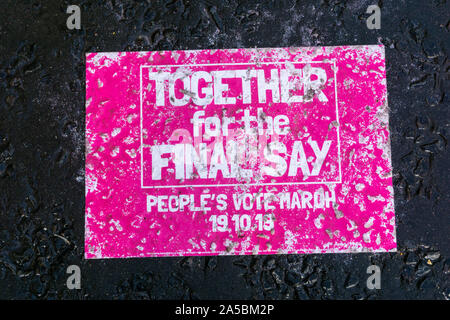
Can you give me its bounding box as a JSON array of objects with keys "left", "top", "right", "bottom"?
[{"left": 85, "top": 45, "right": 396, "bottom": 259}]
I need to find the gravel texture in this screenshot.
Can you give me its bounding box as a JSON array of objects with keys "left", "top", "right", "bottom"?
[{"left": 0, "top": 0, "right": 448, "bottom": 299}]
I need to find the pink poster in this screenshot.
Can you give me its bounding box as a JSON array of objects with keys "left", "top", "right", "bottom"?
[{"left": 85, "top": 45, "right": 396, "bottom": 259}]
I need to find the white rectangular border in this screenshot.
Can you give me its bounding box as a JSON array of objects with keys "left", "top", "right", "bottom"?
[{"left": 139, "top": 61, "right": 341, "bottom": 188}]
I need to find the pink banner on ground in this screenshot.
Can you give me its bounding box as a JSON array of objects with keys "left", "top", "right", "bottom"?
[{"left": 85, "top": 45, "right": 396, "bottom": 259}]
